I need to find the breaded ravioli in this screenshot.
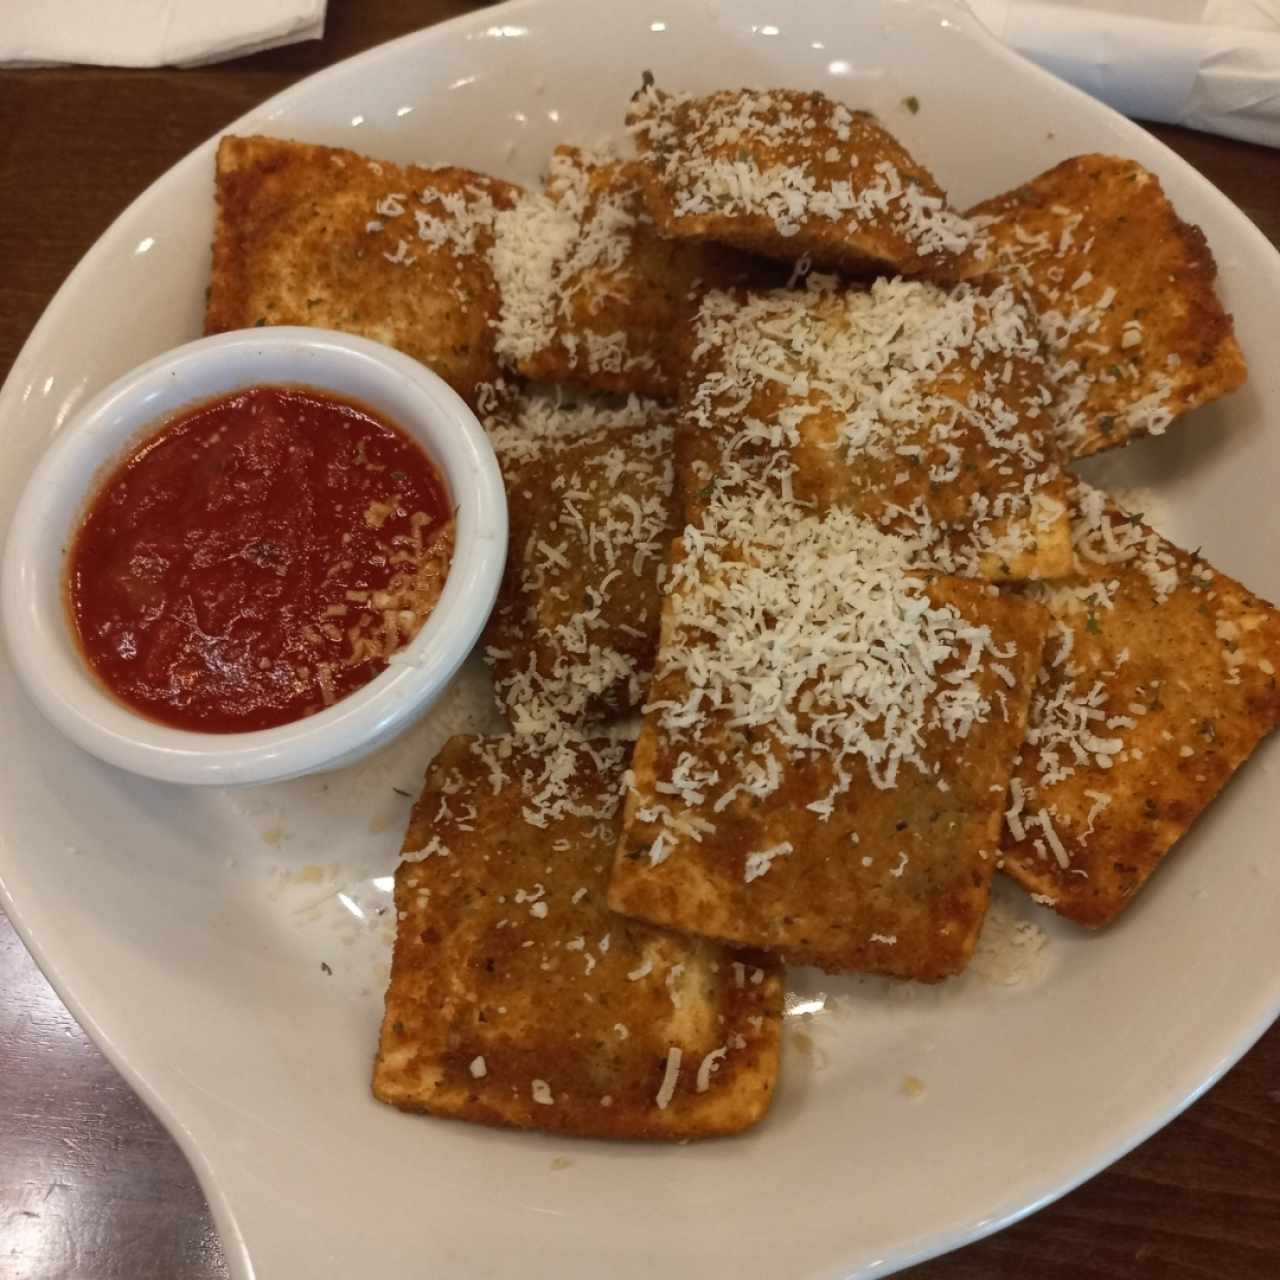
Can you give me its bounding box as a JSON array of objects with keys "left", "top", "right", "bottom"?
[
  {"left": 606, "top": 494, "right": 1049, "bottom": 980},
  {"left": 478, "top": 382, "right": 654, "bottom": 475},
  {"left": 962, "top": 155, "right": 1246, "bottom": 459},
  {"left": 206, "top": 135, "right": 519, "bottom": 406},
  {"left": 374, "top": 734, "right": 783, "bottom": 1139},
  {"left": 627, "top": 85, "right": 976, "bottom": 277},
  {"left": 1002, "top": 484, "right": 1280, "bottom": 926},
  {"left": 680, "top": 276, "right": 1073, "bottom": 583},
  {"left": 484, "top": 408, "right": 679, "bottom": 728},
  {"left": 491, "top": 147, "right": 753, "bottom": 398}
]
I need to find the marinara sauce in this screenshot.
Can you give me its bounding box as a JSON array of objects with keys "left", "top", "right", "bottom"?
[{"left": 68, "top": 386, "right": 454, "bottom": 733}]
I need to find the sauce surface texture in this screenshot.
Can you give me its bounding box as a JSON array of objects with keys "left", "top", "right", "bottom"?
[{"left": 69, "top": 385, "right": 453, "bottom": 733}]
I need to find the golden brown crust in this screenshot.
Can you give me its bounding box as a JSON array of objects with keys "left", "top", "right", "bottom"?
[
  {"left": 962, "top": 155, "right": 1246, "bottom": 459},
  {"left": 505, "top": 148, "right": 758, "bottom": 398},
  {"left": 628, "top": 87, "right": 975, "bottom": 277},
  {"left": 607, "top": 561, "right": 1050, "bottom": 981},
  {"left": 677, "top": 277, "right": 1073, "bottom": 582},
  {"left": 484, "top": 412, "right": 679, "bottom": 725},
  {"left": 373, "top": 735, "right": 783, "bottom": 1139},
  {"left": 1001, "top": 485, "right": 1280, "bottom": 926},
  {"left": 207, "top": 135, "right": 519, "bottom": 406}
]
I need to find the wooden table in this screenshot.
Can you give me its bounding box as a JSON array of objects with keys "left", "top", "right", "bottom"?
[{"left": 2, "top": 3, "right": 1278, "bottom": 1276}]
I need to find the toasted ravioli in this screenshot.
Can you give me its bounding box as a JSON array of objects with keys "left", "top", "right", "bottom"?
[
  {"left": 606, "top": 494, "right": 1049, "bottom": 980},
  {"left": 373, "top": 735, "right": 783, "bottom": 1139},
  {"left": 491, "top": 147, "right": 752, "bottom": 398},
  {"left": 479, "top": 383, "right": 652, "bottom": 475},
  {"left": 680, "top": 276, "right": 1073, "bottom": 582},
  {"left": 963, "top": 155, "right": 1246, "bottom": 458},
  {"left": 1002, "top": 485, "right": 1280, "bottom": 926},
  {"left": 484, "top": 404, "right": 679, "bottom": 727},
  {"left": 207, "top": 135, "right": 519, "bottom": 406},
  {"left": 627, "top": 85, "right": 976, "bottom": 276}
]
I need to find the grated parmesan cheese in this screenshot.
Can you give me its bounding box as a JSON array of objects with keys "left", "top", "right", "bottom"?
[
  {"left": 648, "top": 489, "right": 1002, "bottom": 815},
  {"left": 655, "top": 1046, "right": 682, "bottom": 1110},
  {"left": 696, "top": 1046, "right": 728, "bottom": 1093},
  {"left": 629, "top": 86, "right": 977, "bottom": 261},
  {"left": 744, "top": 842, "right": 794, "bottom": 884},
  {"left": 683, "top": 274, "right": 1064, "bottom": 580}
]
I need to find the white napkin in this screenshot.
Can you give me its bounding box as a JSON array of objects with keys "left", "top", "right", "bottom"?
[
  {"left": 0, "top": 0, "right": 326, "bottom": 68},
  {"left": 969, "top": 0, "right": 1280, "bottom": 147}
]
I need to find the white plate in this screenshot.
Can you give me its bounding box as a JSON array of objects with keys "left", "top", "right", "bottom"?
[{"left": 2, "top": 2, "right": 1278, "bottom": 1277}]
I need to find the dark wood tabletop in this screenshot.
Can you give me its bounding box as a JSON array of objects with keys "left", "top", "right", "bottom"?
[{"left": 2, "top": 3, "right": 1278, "bottom": 1277}]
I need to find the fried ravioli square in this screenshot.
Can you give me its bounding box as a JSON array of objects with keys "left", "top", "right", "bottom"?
[
  {"left": 963, "top": 155, "right": 1246, "bottom": 459},
  {"left": 680, "top": 276, "right": 1073, "bottom": 582},
  {"left": 484, "top": 403, "right": 679, "bottom": 727},
  {"left": 627, "top": 85, "right": 977, "bottom": 277},
  {"left": 491, "top": 147, "right": 753, "bottom": 398},
  {"left": 1002, "top": 484, "right": 1280, "bottom": 926},
  {"left": 206, "top": 135, "right": 519, "bottom": 406},
  {"left": 373, "top": 734, "right": 783, "bottom": 1139},
  {"left": 606, "top": 495, "right": 1050, "bottom": 980},
  {"left": 478, "top": 383, "right": 653, "bottom": 475}
]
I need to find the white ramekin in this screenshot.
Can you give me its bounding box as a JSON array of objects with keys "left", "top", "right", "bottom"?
[{"left": 1, "top": 328, "right": 507, "bottom": 786}]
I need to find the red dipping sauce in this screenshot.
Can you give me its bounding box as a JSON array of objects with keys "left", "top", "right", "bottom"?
[{"left": 68, "top": 386, "right": 454, "bottom": 734}]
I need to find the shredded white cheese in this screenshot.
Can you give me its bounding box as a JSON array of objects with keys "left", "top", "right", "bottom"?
[
  {"left": 655, "top": 1046, "right": 683, "bottom": 1110},
  {"left": 744, "top": 842, "right": 794, "bottom": 884}
]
